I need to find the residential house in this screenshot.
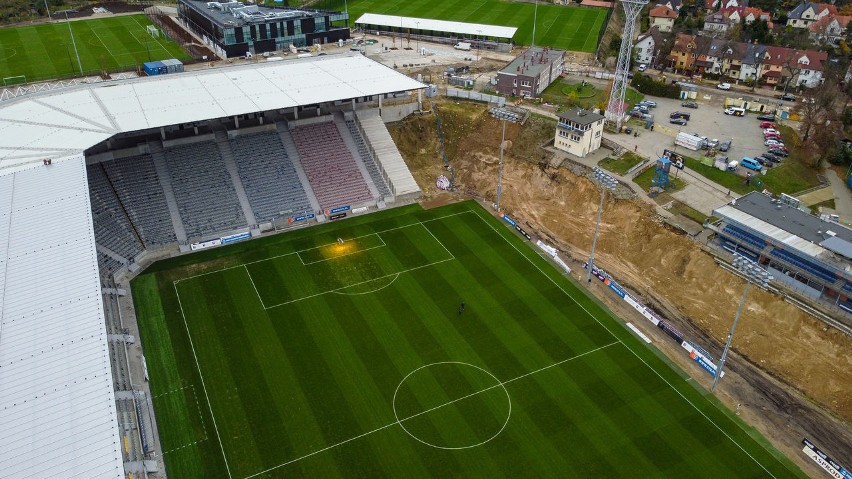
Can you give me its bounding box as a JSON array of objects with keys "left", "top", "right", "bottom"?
[
  {"left": 554, "top": 108, "right": 605, "bottom": 158},
  {"left": 668, "top": 33, "right": 698, "bottom": 71},
  {"left": 650, "top": 5, "right": 678, "bottom": 32},
  {"left": 656, "top": 0, "right": 683, "bottom": 13},
  {"left": 740, "top": 43, "right": 768, "bottom": 82},
  {"left": 808, "top": 14, "right": 852, "bottom": 45},
  {"left": 787, "top": 1, "right": 837, "bottom": 28},
  {"left": 763, "top": 45, "right": 827, "bottom": 88},
  {"left": 704, "top": 0, "right": 746, "bottom": 14},
  {"left": 703, "top": 6, "right": 771, "bottom": 32},
  {"left": 496, "top": 47, "right": 566, "bottom": 98},
  {"left": 635, "top": 27, "right": 666, "bottom": 66}
]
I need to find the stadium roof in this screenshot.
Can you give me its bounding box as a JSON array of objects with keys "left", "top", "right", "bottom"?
[
  {"left": 0, "top": 158, "right": 124, "bottom": 478},
  {"left": 0, "top": 54, "right": 424, "bottom": 477},
  {"left": 713, "top": 191, "right": 852, "bottom": 263},
  {"left": 355, "top": 13, "right": 518, "bottom": 39},
  {"left": 0, "top": 54, "right": 425, "bottom": 174}
]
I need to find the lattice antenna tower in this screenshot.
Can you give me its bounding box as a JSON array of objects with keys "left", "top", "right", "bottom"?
[{"left": 605, "top": 0, "right": 649, "bottom": 129}]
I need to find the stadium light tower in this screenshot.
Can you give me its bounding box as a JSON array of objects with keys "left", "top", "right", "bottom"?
[
  {"left": 585, "top": 167, "right": 618, "bottom": 284},
  {"left": 491, "top": 107, "right": 523, "bottom": 212},
  {"left": 711, "top": 254, "right": 772, "bottom": 392},
  {"left": 605, "top": 0, "right": 649, "bottom": 130}
]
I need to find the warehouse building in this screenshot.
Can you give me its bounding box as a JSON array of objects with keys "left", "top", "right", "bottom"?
[{"left": 178, "top": 0, "right": 349, "bottom": 58}]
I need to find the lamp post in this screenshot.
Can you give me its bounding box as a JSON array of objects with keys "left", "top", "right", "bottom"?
[
  {"left": 585, "top": 167, "right": 618, "bottom": 284},
  {"left": 711, "top": 253, "right": 772, "bottom": 392},
  {"left": 476, "top": 29, "right": 482, "bottom": 61},
  {"left": 415, "top": 21, "right": 420, "bottom": 51},
  {"left": 490, "top": 107, "right": 523, "bottom": 212},
  {"left": 65, "top": 10, "right": 84, "bottom": 76}
]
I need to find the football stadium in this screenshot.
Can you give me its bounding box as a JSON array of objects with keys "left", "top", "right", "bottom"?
[{"left": 0, "top": 52, "right": 810, "bottom": 478}]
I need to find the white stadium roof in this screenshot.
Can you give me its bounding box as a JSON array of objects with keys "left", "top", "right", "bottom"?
[
  {"left": 355, "top": 13, "right": 518, "bottom": 39},
  {"left": 0, "top": 54, "right": 425, "bottom": 174},
  {"left": 0, "top": 158, "right": 124, "bottom": 478},
  {"left": 0, "top": 54, "right": 424, "bottom": 477}
]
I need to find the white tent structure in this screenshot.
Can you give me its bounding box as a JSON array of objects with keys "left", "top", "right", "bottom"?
[
  {"left": 0, "top": 54, "right": 424, "bottom": 477},
  {"left": 355, "top": 13, "right": 518, "bottom": 41}
]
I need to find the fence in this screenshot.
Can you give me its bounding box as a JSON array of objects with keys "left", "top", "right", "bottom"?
[{"left": 446, "top": 88, "right": 505, "bottom": 107}]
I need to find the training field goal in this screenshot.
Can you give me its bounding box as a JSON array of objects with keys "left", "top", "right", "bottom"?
[
  {"left": 147, "top": 25, "right": 160, "bottom": 38},
  {"left": 3, "top": 75, "right": 26, "bottom": 86}
]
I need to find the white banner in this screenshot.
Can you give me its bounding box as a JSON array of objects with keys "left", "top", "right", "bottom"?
[
  {"left": 536, "top": 240, "right": 558, "bottom": 257},
  {"left": 553, "top": 255, "right": 572, "bottom": 274},
  {"left": 803, "top": 445, "right": 844, "bottom": 479},
  {"left": 627, "top": 323, "right": 652, "bottom": 343},
  {"left": 190, "top": 239, "right": 221, "bottom": 251}
]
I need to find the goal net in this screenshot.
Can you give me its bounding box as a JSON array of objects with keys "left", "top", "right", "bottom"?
[{"left": 147, "top": 25, "right": 160, "bottom": 38}]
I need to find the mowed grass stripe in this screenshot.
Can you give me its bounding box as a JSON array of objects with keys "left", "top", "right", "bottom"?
[
  {"left": 178, "top": 273, "right": 266, "bottom": 474},
  {"left": 135, "top": 201, "right": 805, "bottom": 478}
]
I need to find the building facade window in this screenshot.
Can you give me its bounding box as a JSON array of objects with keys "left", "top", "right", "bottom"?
[
  {"left": 521, "top": 80, "right": 531, "bottom": 87},
  {"left": 570, "top": 134, "right": 581, "bottom": 142}
]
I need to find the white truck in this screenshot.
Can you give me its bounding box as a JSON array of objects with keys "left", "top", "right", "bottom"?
[
  {"left": 675, "top": 132, "right": 704, "bottom": 151},
  {"left": 454, "top": 42, "right": 472, "bottom": 51}
]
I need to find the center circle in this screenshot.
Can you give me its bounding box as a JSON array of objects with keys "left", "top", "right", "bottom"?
[{"left": 392, "top": 361, "right": 512, "bottom": 450}]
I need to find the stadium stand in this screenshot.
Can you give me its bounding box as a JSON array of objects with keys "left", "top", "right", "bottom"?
[
  {"left": 355, "top": 109, "right": 421, "bottom": 199},
  {"left": 87, "top": 165, "right": 144, "bottom": 261},
  {"left": 344, "top": 117, "right": 392, "bottom": 199},
  {"left": 229, "top": 130, "right": 314, "bottom": 223},
  {"left": 290, "top": 120, "right": 374, "bottom": 210},
  {"left": 100, "top": 155, "right": 178, "bottom": 246},
  {"left": 163, "top": 141, "right": 247, "bottom": 239}
]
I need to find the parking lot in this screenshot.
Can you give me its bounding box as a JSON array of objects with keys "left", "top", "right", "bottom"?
[{"left": 623, "top": 95, "right": 775, "bottom": 171}]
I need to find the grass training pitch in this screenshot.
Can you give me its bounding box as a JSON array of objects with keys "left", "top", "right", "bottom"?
[
  {"left": 0, "top": 15, "right": 189, "bottom": 83},
  {"left": 317, "top": 0, "right": 606, "bottom": 52},
  {"left": 133, "top": 201, "right": 804, "bottom": 478}
]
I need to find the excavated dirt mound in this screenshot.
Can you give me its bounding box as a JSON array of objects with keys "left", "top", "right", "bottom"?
[{"left": 388, "top": 101, "right": 852, "bottom": 425}]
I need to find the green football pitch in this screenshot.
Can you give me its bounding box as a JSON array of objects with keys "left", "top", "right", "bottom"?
[
  {"left": 0, "top": 15, "right": 189, "bottom": 84},
  {"left": 133, "top": 201, "right": 803, "bottom": 478},
  {"left": 317, "top": 0, "right": 606, "bottom": 52}
]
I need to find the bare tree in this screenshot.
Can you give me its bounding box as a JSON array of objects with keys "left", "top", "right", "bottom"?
[{"left": 797, "top": 80, "right": 843, "bottom": 167}]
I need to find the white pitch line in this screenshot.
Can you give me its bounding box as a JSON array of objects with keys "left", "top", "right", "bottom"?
[
  {"left": 173, "top": 282, "right": 234, "bottom": 479},
  {"left": 244, "top": 265, "right": 266, "bottom": 309},
  {"left": 469, "top": 208, "right": 779, "bottom": 479},
  {"left": 242, "top": 342, "right": 618, "bottom": 479},
  {"left": 176, "top": 210, "right": 473, "bottom": 283}
]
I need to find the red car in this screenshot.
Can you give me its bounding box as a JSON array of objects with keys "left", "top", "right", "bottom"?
[
  {"left": 760, "top": 121, "right": 776, "bottom": 129},
  {"left": 764, "top": 133, "right": 782, "bottom": 139}
]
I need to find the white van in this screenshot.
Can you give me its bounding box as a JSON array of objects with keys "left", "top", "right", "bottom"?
[{"left": 724, "top": 107, "right": 745, "bottom": 116}]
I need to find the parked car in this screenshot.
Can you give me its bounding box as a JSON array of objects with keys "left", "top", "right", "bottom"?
[
  {"left": 670, "top": 111, "right": 690, "bottom": 120},
  {"left": 763, "top": 152, "right": 781, "bottom": 163},
  {"left": 638, "top": 63, "right": 647, "bottom": 71},
  {"left": 717, "top": 82, "right": 732, "bottom": 90},
  {"left": 779, "top": 93, "right": 796, "bottom": 101},
  {"left": 760, "top": 121, "right": 776, "bottom": 129},
  {"left": 624, "top": 127, "right": 633, "bottom": 134},
  {"left": 768, "top": 148, "right": 789, "bottom": 157},
  {"left": 706, "top": 138, "right": 720, "bottom": 149},
  {"left": 724, "top": 107, "right": 745, "bottom": 116},
  {"left": 755, "top": 156, "right": 774, "bottom": 167},
  {"left": 757, "top": 113, "right": 776, "bottom": 121},
  {"left": 719, "top": 139, "right": 732, "bottom": 152},
  {"left": 630, "top": 110, "right": 646, "bottom": 119},
  {"left": 741, "top": 157, "right": 763, "bottom": 171},
  {"left": 681, "top": 100, "right": 698, "bottom": 108},
  {"left": 639, "top": 100, "right": 657, "bottom": 107},
  {"left": 801, "top": 97, "right": 815, "bottom": 104},
  {"left": 763, "top": 128, "right": 779, "bottom": 135},
  {"left": 770, "top": 145, "right": 789, "bottom": 153},
  {"left": 633, "top": 105, "right": 649, "bottom": 113},
  {"left": 764, "top": 133, "right": 782, "bottom": 140},
  {"left": 670, "top": 118, "right": 688, "bottom": 125},
  {"left": 764, "top": 138, "right": 783, "bottom": 146}
]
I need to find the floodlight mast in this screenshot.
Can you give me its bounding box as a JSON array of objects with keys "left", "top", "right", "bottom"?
[
  {"left": 710, "top": 254, "right": 772, "bottom": 392},
  {"left": 585, "top": 168, "right": 618, "bottom": 284},
  {"left": 491, "top": 108, "right": 523, "bottom": 211},
  {"left": 605, "top": 0, "right": 649, "bottom": 130}
]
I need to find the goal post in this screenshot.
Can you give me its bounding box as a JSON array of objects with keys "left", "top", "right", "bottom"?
[
  {"left": 147, "top": 25, "right": 160, "bottom": 38},
  {"left": 3, "top": 75, "right": 26, "bottom": 86}
]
